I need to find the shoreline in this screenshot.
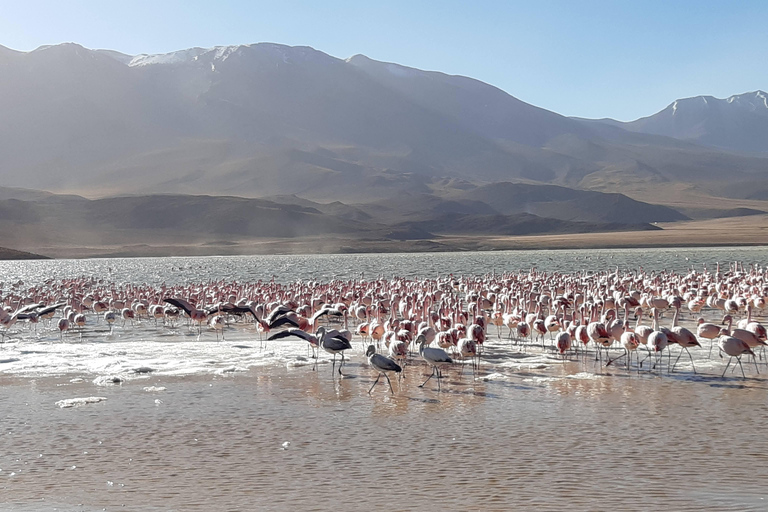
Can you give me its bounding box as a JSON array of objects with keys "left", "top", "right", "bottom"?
[
  {"left": 7, "top": 216, "right": 768, "bottom": 259},
  {"left": 4, "top": 240, "right": 767, "bottom": 260},
  {"left": 3, "top": 213, "right": 767, "bottom": 259}
]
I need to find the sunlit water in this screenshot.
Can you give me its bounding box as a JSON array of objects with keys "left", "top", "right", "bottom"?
[
  {"left": 2, "top": 247, "right": 768, "bottom": 510},
  {"left": 1, "top": 246, "right": 767, "bottom": 287}
]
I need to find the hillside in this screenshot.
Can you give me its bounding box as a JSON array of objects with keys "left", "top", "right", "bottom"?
[
  {"left": 577, "top": 91, "right": 768, "bottom": 154},
  {"left": 0, "top": 43, "right": 766, "bottom": 204},
  {"left": 0, "top": 186, "right": 677, "bottom": 257},
  {"left": 0, "top": 246, "right": 49, "bottom": 260}
]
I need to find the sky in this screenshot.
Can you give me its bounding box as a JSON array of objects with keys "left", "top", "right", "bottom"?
[{"left": 1, "top": 0, "right": 766, "bottom": 121}]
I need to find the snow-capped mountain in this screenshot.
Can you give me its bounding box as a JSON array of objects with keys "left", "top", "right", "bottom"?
[
  {"left": 0, "top": 42, "right": 766, "bottom": 200},
  {"left": 581, "top": 91, "right": 768, "bottom": 154}
]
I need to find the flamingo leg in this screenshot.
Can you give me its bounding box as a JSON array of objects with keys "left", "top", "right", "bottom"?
[
  {"left": 639, "top": 345, "right": 652, "bottom": 368},
  {"left": 721, "top": 357, "right": 732, "bottom": 377},
  {"left": 687, "top": 347, "right": 696, "bottom": 373},
  {"left": 671, "top": 348, "right": 684, "bottom": 372},
  {"left": 368, "top": 374, "right": 381, "bottom": 394},
  {"left": 384, "top": 373, "right": 395, "bottom": 394},
  {"left": 419, "top": 366, "right": 435, "bottom": 388},
  {"left": 737, "top": 356, "right": 747, "bottom": 379},
  {"left": 606, "top": 351, "right": 626, "bottom": 367}
]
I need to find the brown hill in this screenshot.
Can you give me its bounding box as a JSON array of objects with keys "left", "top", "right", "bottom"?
[{"left": 0, "top": 246, "right": 49, "bottom": 260}]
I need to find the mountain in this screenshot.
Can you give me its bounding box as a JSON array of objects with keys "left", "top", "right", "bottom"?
[
  {"left": 345, "top": 54, "right": 593, "bottom": 147},
  {"left": 392, "top": 212, "right": 660, "bottom": 237},
  {"left": 0, "top": 246, "right": 49, "bottom": 260},
  {"left": 0, "top": 187, "right": 670, "bottom": 257},
  {"left": 578, "top": 91, "right": 768, "bottom": 154},
  {"left": 453, "top": 182, "right": 688, "bottom": 224},
  {"left": 1, "top": 42, "right": 767, "bottom": 203}
]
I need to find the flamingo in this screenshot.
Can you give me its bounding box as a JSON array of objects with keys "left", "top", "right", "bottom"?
[
  {"left": 555, "top": 330, "right": 572, "bottom": 360},
  {"left": 268, "top": 328, "right": 319, "bottom": 363},
  {"left": 723, "top": 314, "right": 765, "bottom": 370},
  {"left": 718, "top": 329, "right": 754, "bottom": 379},
  {"left": 697, "top": 317, "right": 722, "bottom": 358},
  {"left": 620, "top": 330, "right": 640, "bottom": 369},
  {"left": 669, "top": 304, "right": 701, "bottom": 373},
  {"left": 57, "top": 317, "right": 69, "bottom": 339},
  {"left": 366, "top": 345, "right": 402, "bottom": 394},
  {"left": 641, "top": 308, "right": 668, "bottom": 371},
  {"left": 457, "top": 337, "right": 479, "bottom": 377},
  {"left": 163, "top": 297, "right": 207, "bottom": 334},
  {"left": 209, "top": 314, "right": 226, "bottom": 341},
  {"left": 417, "top": 334, "right": 453, "bottom": 391},
  {"left": 317, "top": 326, "right": 353, "bottom": 376}
]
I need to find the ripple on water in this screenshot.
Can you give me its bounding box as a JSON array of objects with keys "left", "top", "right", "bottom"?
[{"left": 2, "top": 250, "right": 768, "bottom": 510}]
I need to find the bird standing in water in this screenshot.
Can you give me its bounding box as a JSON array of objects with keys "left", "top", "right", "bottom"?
[
  {"left": 366, "top": 345, "right": 402, "bottom": 394},
  {"left": 318, "top": 326, "right": 353, "bottom": 375},
  {"left": 417, "top": 334, "right": 453, "bottom": 391}
]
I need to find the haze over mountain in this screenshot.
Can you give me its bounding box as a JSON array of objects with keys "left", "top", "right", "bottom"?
[
  {"left": 579, "top": 91, "right": 768, "bottom": 154},
  {"left": 0, "top": 41, "right": 767, "bottom": 258},
  {"left": 0, "top": 41, "right": 766, "bottom": 204},
  {"left": 0, "top": 184, "right": 671, "bottom": 258}
]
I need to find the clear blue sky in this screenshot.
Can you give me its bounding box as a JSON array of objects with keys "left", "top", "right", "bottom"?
[{"left": 1, "top": 0, "right": 765, "bottom": 121}]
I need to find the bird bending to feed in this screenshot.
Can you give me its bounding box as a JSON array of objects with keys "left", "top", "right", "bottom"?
[
  {"left": 417, "top": 334, "right": 453, "bottom": 391},
  {"left": 209, "top": 314, "right": 226, "bottom": 341},
  {"left": 719, "top": 329, "right": 754, "bottom": 379},
  {"left": 366, "top": 345, "right": 402, "bottom": 394},
  {"left": 163, "top": 297, "right": 208, "bottom": 333},
  {"left": 268, "top": 328, "right": 320, "bottom": 364},
  {"left": 310, "top": 306, "right": 345, "bottom": 328}
]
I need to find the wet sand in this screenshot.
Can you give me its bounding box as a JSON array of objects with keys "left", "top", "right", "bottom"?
[{"left": 3, "top": 338, "right": 768, "bottom": 511}]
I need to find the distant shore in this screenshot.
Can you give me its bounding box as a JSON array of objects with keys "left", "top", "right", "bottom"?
[
  {"left": 5, "top": 214, "right": 768, "bottom": 259},
  {"left": 0, "top": 246, "right": 50, "bottom": 260}
]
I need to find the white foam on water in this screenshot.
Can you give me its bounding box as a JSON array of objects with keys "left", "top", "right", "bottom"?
[
  {"left": 480, "top": 372, "right": 512, "bottom": 381},
  {"left": 566, "top": 372, "right": 605, "bottom": 380},
  {"left": 93, "top": 375, "right": 124, "bottom": 386},
  {"left": 0, "top": 322, "right": 316, "bottom": 379},
  {"left": 523, "top": 376, "right": 560, "bottom": 383},
  {"left": 55, "top": 397, "right": 108, "bottom": 408},
  {"left": 498, "top": 361, "right": 551, "bottom": 371}
]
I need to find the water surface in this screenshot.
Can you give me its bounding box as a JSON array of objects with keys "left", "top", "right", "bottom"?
[{"left": 1, "top": 247, "right": 768, "bottom": 510}]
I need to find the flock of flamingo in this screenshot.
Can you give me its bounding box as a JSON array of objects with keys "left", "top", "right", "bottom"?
[{"left": 1, "top": 261, "right": 767, "bottom": 390}]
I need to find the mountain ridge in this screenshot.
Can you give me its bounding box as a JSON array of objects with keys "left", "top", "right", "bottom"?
[
  {"left": 575, "top": 90, "right": 768, "bottom": 154},
  {"left": 0, "top": 41, "right": 766, "bottom": 207}
]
